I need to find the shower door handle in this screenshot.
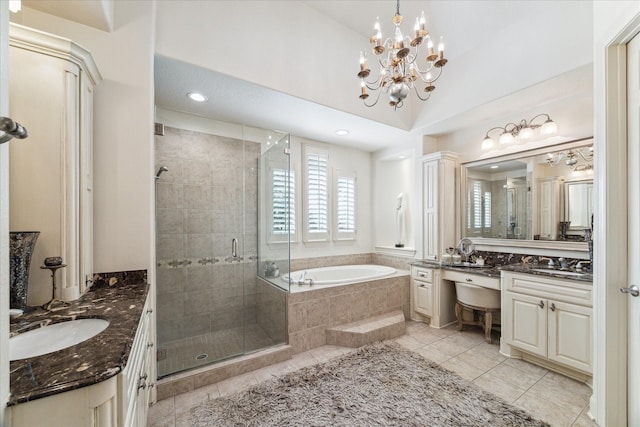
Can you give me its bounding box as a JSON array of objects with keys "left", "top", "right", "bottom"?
[{"left": 232, "top": 238, "right": 238, "bottom": 258}]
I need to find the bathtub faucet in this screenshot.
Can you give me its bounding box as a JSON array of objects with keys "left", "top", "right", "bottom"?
[{"left": 297, "top": 271, "right": 314, "bottom": 286}]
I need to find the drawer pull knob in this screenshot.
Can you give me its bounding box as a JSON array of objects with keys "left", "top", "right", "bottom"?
[
  {"left": 466, "top": 278, "right": 473, "bottom": 282},
  {"left": 550, "top": 303, "right": 556, "bottom": 312},
  {"left": 538, "top": 300, "right": 545, "bottom": 309},
  {"left": 418, "top": 273, "right": 426, "bottom": 277},
  {"left": 147, "top": 342, "right": 154, "bottom": 348},
  {"left": 147, "top": 308, "right": 153, "bottom": 314}
]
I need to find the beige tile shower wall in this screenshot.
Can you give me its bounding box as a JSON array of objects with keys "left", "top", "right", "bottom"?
[
  {"left": 287, "top": 275, "right": 410, "bottom": 353},
  {"left": 155, "top": 126, "right": 260, "bottom": 344}
]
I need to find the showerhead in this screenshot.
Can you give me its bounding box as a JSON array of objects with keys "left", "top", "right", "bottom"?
[{"left": 155, "top": 166, "right": 169, "bottom": 180}]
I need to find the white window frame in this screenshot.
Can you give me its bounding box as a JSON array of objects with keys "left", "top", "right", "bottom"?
[
  {"left": 302, "top": 144, "right": 330, "bottom": 242},
  {"left": 333, "top": 169, "right": 356, "bottom": 241},
  {"left": 267, "top": 163, "right": 297, "bottom": 244}
]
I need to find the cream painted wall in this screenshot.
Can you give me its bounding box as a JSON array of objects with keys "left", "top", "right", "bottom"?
[
  {"left": 373, "top": 157, "right": 415, "bottom": 251},
  {"left": 412, "top": 1, "right": 593, "bottom": 132},
  {"left": 592, "top": 2, "right": 640, "bottom": 426},
  {"left": 11, "top": 2, "right": 156, "bottom": 275}
]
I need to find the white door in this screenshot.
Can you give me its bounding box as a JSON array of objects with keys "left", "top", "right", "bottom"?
[{"left": 626, "top": 31, "right": 640, "bottom": 426}]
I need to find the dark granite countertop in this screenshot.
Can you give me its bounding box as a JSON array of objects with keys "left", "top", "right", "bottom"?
[
  {"left": 409, "top": 260, "right": 592, "bottom": 283},
  {"left": 9, "top": 278, "right": 149, "bottom": 406}
]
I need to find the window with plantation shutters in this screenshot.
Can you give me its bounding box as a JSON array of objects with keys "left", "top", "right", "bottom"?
[
  {"left": 334, "top": 170, "right": 356, "bottom": 240},
  {"left": 272, "top": 168, "right": 295, "bottom": 235},
  {"left": 303, "top": 145, "right": 330, "bottom": 242}
]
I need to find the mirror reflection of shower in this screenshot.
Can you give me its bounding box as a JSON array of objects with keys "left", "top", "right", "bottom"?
[{"left": 155, "top": 166, "right": 169, "bottom": 180}]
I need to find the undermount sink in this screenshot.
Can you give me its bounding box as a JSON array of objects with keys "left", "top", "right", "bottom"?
[
  {"left": 10, "top": 318, "right": 109, "bottom": 361},
  {"left": 531, "top": 269, "right": 585, "bottom": 277}
]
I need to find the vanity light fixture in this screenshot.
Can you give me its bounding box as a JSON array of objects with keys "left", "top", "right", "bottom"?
[
  {"left": 357, "top": 0, "right": 448, "bottom": 109},
  {"left": 546, "top": 146, "right": 593, "bottom": 170},
  {"left": 187, "top": 92, "right": 208, "bottom": 102},
  {"left": 481, "top": 114, "right": 557, "bottom": 150}
]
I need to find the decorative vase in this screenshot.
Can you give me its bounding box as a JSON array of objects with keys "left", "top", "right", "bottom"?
[{"left": 9, "top": 231, "right": 40, "bottom": 310}]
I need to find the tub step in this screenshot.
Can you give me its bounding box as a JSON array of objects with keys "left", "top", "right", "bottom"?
[{"left": 326, "top": 310, "right": 406, "bottom": 348}]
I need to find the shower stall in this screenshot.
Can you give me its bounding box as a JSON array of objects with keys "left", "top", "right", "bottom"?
[{"left": 154, "top": 121, "right": 290, "bottom": 378}]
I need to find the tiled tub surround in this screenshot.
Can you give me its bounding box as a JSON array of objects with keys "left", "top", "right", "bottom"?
[
  {"left": 8, "top": 271, "right": 148, "bottom": 405},
  {"left": 288, "top": 270, "right": 411, "bottom": 353}
]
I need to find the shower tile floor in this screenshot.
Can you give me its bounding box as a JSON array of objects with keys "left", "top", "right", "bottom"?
[
  {"left": 158, "top": 323, "right": 278, "bottom": 378},
  {"left": 149, "top": 321, "right": 597, "bottom": 427}
]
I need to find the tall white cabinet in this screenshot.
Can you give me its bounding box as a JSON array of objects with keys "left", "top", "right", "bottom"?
[
  {"left": 422, "top": 151, "right": 459, "bottom": 261},
  {"left": 8, "top": 24, "right": 101, "bottom": 304}
]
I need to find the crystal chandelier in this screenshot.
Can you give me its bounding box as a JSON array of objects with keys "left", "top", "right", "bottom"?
[
  {"left": 481, "top": 114, "right": 557, "bottom": 150},
  {"left": 357, "top": 0, "right": 448, "bottom": 109}
]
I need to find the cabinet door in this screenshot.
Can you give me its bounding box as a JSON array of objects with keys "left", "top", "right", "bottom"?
[
  {"left": 414, "top": 281, "right": 433, "bottom": 317},
  {"left": 548, "top": 300, "right": 592, "bottom": 373},
  {"left": 505, "top": 291, "right": 547, "bottom": 357},
  {"left": 423, "top": 160, "right": 439, "bottom": 261}
]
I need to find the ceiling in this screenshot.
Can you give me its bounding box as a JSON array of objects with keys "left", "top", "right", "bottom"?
[{"left": 20, "top": 0, "right": 595, "bottom": 153}]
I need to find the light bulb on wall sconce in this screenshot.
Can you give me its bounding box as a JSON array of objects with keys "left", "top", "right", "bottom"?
[{"left": 481, "top": 114, "right": 557, "bottom": 150}]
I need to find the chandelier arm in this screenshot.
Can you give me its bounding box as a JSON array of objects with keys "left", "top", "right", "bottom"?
[
  {"left": 362, "top": 88, "right": 383, "bottom": 108},
  {"left": 413, "top": 84, "right": 432, "bottom": 102},
  {"left": 575, "top": 147, "right": 594, "bottom": 162}
]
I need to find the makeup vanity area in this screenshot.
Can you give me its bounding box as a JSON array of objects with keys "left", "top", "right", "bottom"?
[{"left": 411, "top": 138, "right": 594, "bottom": 383}]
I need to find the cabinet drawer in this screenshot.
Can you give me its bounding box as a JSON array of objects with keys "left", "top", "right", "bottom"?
[
  {"left": 412, "top": 267, "right": 433, "bottom": 283},
  {"left": 442, "top": 270, "right": 500, "bottom": 290},
  {"left": 503, "top": 272, "right": 592, "bottom": 306}
]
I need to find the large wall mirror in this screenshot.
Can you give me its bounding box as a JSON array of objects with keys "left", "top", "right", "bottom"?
[{"left": 461, "top": 138, "right": 593, "bottom": 251}]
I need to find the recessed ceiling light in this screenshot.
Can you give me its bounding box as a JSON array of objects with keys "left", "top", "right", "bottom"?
[
  {"left": 335, "top": 130, "right": 349, "bottom": 136},
  {"left": 490, "top": 165, "right": 499, "bottom": 169},
  {"left": 398, "top": 155, "right": 406, "bottom": 159},
  {"left": 187, "top": 92, "right": 208, "bottom": 102}
]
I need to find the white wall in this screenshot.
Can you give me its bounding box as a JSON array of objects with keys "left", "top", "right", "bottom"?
[{"left": 12, "top": 2, "right": 156, "bottom": 275}]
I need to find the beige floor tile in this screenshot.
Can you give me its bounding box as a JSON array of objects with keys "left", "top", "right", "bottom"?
[
  {"left": 432, "top": 335, "right": 475, "bottom": 357},
  {"left": 470, "top": 341, "right": 507, "bottom": 363},
  {"left": 473, "top": 373, "right": 526, "bottom": 404},
  {"left": 405, "top": 320, "right": 430, "bottom": 334},
  {"left": 414, "top": 344, "right": 452, "bottom": 364},
  {"left": 147, "top": 397, "right": 175, "bottom": 427},
  {"left": 514, "top": 392, "right": 583, "bottom": 426},
  {"left": 216, "top": 371, "right": 258, "bottom": 397},
  {"left": 441, "top": 357, "right": 486, "bottom": 381},
  {"left": 454, "top": 347, "right": 503, "bottom": 372},
  {"left": 484, "top": 362, "right": 546, "bottom": 392},
  {"left": 525, "top": 371, "right": 592, "bottom": 412},
  {"left": 289, "top": 350, "right": 320, "bottom": 369},
  {"left": 408, "top": 328, "right": 444, "bottom": 345},
  {"left": 502, "top": 357, "right": 550, "bottom": 377},
  {"left": 572, "top": 406, "right": 598, "bottom": 427},
  {"left": 392, "top": 334, "right": 426, "bottom": 350},
  {"left": 253, "top": 359, "right": 297, "bottom": 383},
  {"left": 174, "top": 388, "right": 210, "bottom": 417}
]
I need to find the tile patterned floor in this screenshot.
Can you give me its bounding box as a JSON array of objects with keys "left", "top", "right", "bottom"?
[
  {"left": 158, "top": 324, "right": 277, "bottom": 377},
  {"left": 148, "top": 321, "right": 598, "bottom": 427}
]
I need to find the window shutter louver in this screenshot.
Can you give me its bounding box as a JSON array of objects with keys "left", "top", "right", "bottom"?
[
  {"left": 272, "top": 168, "right": 295, "bottom": 235},
  {"left": 307, "top": 151, "right": 328, "bottom": 235}
]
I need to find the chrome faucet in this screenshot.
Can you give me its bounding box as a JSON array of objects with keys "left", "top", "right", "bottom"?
[
  {"left": 11, "top": 320, "right": 48, "bottom": 337},
  {"left": 297, "top": 271, "right": 314, "bottom": 286},
  {"left": 576, "top": 260, "right": 591, "bottom": 272},
  {"left": 539, "top": 257, "right": 556, "bottom": 268},
  {"left": 557, "top": 257, "right": 569, "bottom": 269},
  {"left": 298, "top": 271, "right": 307, "bottom": 285}
]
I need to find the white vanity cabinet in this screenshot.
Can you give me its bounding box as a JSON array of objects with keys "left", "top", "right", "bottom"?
[
  {"left": 410, "top": 265, "right": 456, "bottom": 328},
  {"left": 11, "top": 295, "right": 154, "bottom": 427},
  {"left": 502, "top": 271, "right": 592, "bottom": 376},
  {"left": 8, "top": 24, "right": 101, "bottom": 303},
  {"left": 422, "top": 152, "right": 459, "bottom": 261}
]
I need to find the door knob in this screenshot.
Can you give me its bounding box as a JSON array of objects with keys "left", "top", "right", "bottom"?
[{"left": 620, "top": 285, "right": 640, "bottom": 297}]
